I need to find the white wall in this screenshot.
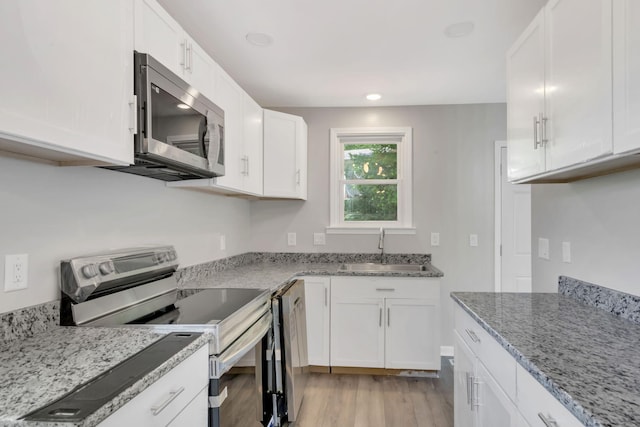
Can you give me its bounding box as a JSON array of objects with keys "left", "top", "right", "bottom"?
[
  {"left": 251, "top": 104, "right": 507, "bottom": 347},
  {"left": 532, "top": 168, "right": 640, "bottom": 294},
  {"left": 0, "top": 155, "right": 251, "bottom": 313}
]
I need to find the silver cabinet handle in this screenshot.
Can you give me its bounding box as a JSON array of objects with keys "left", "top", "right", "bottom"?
[
  {"left": 465, "top": 328, "right": 480, "bottom": 343},
  {"left": 387, "top": 307, "right": 390, "bottom": 327},
  {"left": 533, "top": 115, "right": 539, "bottom": 149},
  {"left": 379, "top": 307, "right": 382, "bottom": 327},
  {"left": 471, "top": 377, "right": 480, "bottom": 410},
  {"left": 150, "top": 386, "right": 185, "bottom": 416},
  {"left": 324, "top": 287, "right": 328, "bottom": 306},
  {"left": 296, "top": 169, "right": 301, "bottom": 185},
  {"left": 245, "top": 156, "right": 250, "bottom": 176},
  {"left": 465, "top": 373, "right": 473, "bottom": 405},
  {"left": 541, "top": 114, "right": 548, "bottom": 146},
  {"left": 180, "top": 41, "right": 187, "bottom": 69},
  {"left": 538, "top": 413, "right": 559, "bottom": 427},
  {"left": 186, "top": 42, "right": 193, "bottom": 72},
  {"left": 375, "top": 288, "right": 395, "bottom": 292}
]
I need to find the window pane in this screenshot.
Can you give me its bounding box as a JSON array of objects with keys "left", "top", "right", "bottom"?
[
  {"left": 344, "top": 184, "right": 398, "bottom": 221},
  {"left": 343, "top": 144, "right": 397, "bottom": 180}
]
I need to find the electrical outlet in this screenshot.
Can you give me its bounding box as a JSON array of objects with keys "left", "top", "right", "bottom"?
[
  {"left": 4, "top": 254, "right": 28, "bottom": 292},
  {"left": 287, "top": 232, "right": 297, "bottom": 246},
  {"left": 220, "top": 235, "right": 226, "bottom": 251},
  {"left": 538, "top": 238, "right": 550, "bottom": 260},
  {"left": 562, "top": 241, "right": 571, "bottom": 263},
  {"left": 313, "top": 233, "right": 326, "bottom": 245},
  {"left": 431, "top": 232, "right": 440, "bottom": 247},
  {"left": 469, "top": 234, "right": 478, "bottom": 247}
]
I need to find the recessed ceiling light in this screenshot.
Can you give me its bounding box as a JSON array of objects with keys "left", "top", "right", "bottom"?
[
  {"left": 366, "top": 93, "right": 382, "bottom": 101},
  {"left": 444, "top": 21, "right": 475, "bottom": 38},
  {"left": 177, "top": 103, "right": 190, "bottom": 109},
  {"left": 246, "top": 32, "right": 274, "bottom": 47}
]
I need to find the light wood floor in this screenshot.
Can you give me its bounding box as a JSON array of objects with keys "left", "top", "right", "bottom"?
[{"left": 225, "top": 358, "right": 453, "bottom": 427}]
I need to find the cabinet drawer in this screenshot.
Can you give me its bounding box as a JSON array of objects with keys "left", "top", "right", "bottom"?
[
  {"left": 454, "top": 305, "right": 516, "bottom": 399},
  {"left": 332, "top": 277, "right": 439, "bottom": 299},
  {"left": 99, "top": 344, "right": 209, "bottom": 427},
  {"left": 516, "top": 365, "right": 583, "bottom": 427}
]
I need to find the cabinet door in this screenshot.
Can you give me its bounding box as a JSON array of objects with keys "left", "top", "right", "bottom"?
[
  {"left": 506, "top": 9, "right": 546, "bottom": 181},
  {"left": 134, "top": 0, "right": 184, "bottom": 77},
  {"left": 544, "top": 0, "right": 613, "bottom": 170},
  {"left": 613, "top": 0, "right": 640, "bottom": 154},
  {"left": 304, "top": 277, "right": 331, "bottom": 366},
  {"left": 385, "top": 298, "right": 440, "bottom": 370},
  {"left": 263, "top": 110, "right": 305, "bottom": 199},
  {"left": 242, "top": 95, "right": 264, "bottom": 195},
  {"left": 186, "top": 39, "right": 216, "bottom": 100},
  {"left": 476, "top": 362, "right": 518, "bottom": 427},
  {"left": 454, "top": 333, "right": 476, "bottom": 427},
  {"left": 213, "top": 67, "right": 245, "bottom": 191},
  {"left": 0, "top": 0, "right": 134, "bottom": 165},
  {"left": 296, "top": 119, "right": 308, "bottom": 200},
  {"left": 330, "top": 297, "right": 384, "bottom": 368}
]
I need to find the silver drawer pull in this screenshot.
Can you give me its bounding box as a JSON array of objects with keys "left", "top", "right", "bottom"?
[
  {"left": 150, "top": 387, "right": 185, "bottom": 416},
  {"left": 375, "top": 288, "right": 395, "bottom": 292},
  {"left": 465, "top": 328, "right": 481, "bottom": 343},
  {"left": 538, "top": 413, "right": 559, "bottom": 427}
]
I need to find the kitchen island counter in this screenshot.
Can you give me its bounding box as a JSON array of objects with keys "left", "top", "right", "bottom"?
[
  {"left": 452, "top": 288, "right": 640, "bottom": 427},
  {"left": 0, "top": 326, "right": 209, "bottom": 427}
]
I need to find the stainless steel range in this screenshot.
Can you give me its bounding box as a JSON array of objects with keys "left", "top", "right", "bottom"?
[{"left": 59, "top": 246, "right": 272, "bottom": 427}]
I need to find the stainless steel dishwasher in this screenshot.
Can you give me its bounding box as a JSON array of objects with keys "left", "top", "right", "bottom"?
[{"left": 267, "top": 279, "right": 309, "bottom": 426}]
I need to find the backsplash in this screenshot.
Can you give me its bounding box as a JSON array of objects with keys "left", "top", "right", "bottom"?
[
  {"left": 559, "top": 276, "right": 640, "bottom": 325},
  {"left": 0, "top": 300, "right": 59, "bottom": 347}
]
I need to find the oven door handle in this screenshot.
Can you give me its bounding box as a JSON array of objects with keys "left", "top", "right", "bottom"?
[{"left": 210, "top": 311, "right": 272, "bottom": 379}]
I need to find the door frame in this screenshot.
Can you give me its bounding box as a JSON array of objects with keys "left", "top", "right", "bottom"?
[{"left": 494, "top": 140, "right": 506, "bottom": 292}]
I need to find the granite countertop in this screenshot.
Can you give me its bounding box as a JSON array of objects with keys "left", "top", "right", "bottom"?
[
  {"left": 0, "top": 327, "right": 209, "bottom": 427},
  {"left": 181, "top": 261, "right": 443, "bottom": 291},
  {"left": 451, "top": 292, "right": 640, "bottom": 427}
]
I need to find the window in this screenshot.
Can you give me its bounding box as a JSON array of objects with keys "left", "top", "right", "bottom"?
[{"left": 329, "top": 127, "right": 413, "bottom": 231}]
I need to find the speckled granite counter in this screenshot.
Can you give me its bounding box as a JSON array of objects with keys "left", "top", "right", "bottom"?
[
  {"left": 0, "top": 327, "right": 209, "bottom": 427},
  {"left": 451, "top": 287, "right": 640, "bottom": 427}
]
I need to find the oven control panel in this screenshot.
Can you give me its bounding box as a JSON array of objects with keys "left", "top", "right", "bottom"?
[{"left": 60, "top": 246, "right": 179, "bottom": 303}]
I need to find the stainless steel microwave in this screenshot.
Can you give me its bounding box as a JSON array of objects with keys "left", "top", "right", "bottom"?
[{"left": 105, "top": 52, "right": 224, "bottom": 181}]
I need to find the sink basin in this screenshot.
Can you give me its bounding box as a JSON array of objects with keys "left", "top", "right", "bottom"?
[{"left": 338, "top": 263, "right": 427, "bottom": 272}]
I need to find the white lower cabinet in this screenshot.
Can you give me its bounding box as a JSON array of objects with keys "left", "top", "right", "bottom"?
[
  {"left": 303, "top": 276, "right": 331, "bottom": 366},
  {"left": 454, "top": 304, "right": 585, "bottom": 427},
  {"left": 516, "top": 364, "right": 583, "bottom": 427},
  {"left": 454, "top": 333, "right": 521, "bottom": 427},
  {"left": 330, "top": 277, "right": 440, "bottom": 370},
  {"left": 98, "top": 345, "right": 209, "bottom": 427}
]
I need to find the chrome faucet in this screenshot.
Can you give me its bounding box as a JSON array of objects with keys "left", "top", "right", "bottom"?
[{"left": 378, "top": 227, "right": 385, "bottom": 261}]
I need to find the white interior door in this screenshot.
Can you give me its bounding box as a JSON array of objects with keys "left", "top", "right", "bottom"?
[{"left": 496, "top": 143, "right": 532, "bottom": 292}]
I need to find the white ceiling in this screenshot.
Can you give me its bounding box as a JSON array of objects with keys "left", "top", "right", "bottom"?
[{"left": 157, "top": 0, "right": 546, "bottom": 108}]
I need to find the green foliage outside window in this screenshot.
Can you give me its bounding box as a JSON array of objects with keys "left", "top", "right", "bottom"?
[{"left": 343, "top": 144, "right": 398, "bottom": 221}]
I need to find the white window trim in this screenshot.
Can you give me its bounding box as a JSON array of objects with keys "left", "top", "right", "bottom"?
[{"left": 328, "top": 127, "right": 413, "bottom": 232}]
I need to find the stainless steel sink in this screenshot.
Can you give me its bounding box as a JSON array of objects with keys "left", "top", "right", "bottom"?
[{"left": 338, "top": 263, "right": 427, "bottom": 272}]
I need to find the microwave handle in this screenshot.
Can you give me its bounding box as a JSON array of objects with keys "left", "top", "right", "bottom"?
[{"left": 206, "top": 111, "right": 221, "bottom": 168}]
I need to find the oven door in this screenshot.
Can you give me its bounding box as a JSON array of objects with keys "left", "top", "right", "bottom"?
[
  {"left": 135, "top": 52, "right": 225, "bottom": 178},
  {"left": 209, "top": 311, "right": 272, "bottom": 427}
]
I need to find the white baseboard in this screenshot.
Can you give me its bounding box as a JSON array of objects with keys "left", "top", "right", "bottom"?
[{"left": 440, "top": 346, "right": 454, "bottom": 357}]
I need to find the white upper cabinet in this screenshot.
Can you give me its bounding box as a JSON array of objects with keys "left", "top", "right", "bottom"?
[
  {"left": 134, "top": 0, "right": 215, "bottom": 98},
  {"left": 507, "top": 0, "right": 614, "bottom": 183},
  {"left": 506, "top": 10, "right": 546, "bottom": 180},
  {"left": 0, "top": 0, "right": 135, "bottom": 165},
  {"left": 211, "top": 68, "right": 264, "bottom": 196},
  {"left": 263, "top": 110, "right": 308, "bottom": 200},
  {"left": 544, "top": 0, "right": 612, "bottom": 170},
  {"left": 613, "top": 0, "right": 640, "bottom": 155}
]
